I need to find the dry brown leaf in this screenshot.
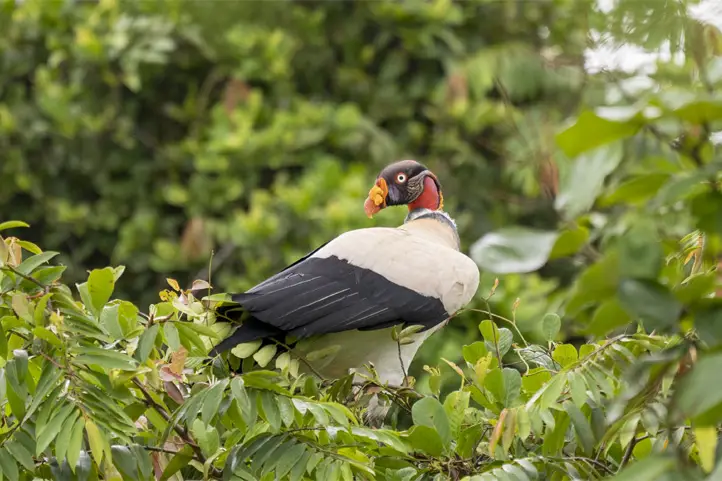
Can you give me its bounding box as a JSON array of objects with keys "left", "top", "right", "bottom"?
[{"left": 170, "top": 346, "right": 188, "bottom": 375}]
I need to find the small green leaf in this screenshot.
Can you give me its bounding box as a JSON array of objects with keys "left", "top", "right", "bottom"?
[
  {"left": 412, "top": 397, "right": 452, "bottom": 448},
  {"left": 201, "top": 380, "right": 228, "bottom": 424},
  {"left": 552, "top": 344, "right": 578, "bottom": 368},
  {"left": 87, "top": 267, "right": 116, "bottom": 314},
  {"left": 462, "top": 341, "right": 488, "bottom": 364},
  {"left": 164, "top": 322, "right": 181, "bottom": 351},
  {"left": 471, "top": 227, "right": 559, "bottom": 274},
  {"left": 231, "top": 340, "right": 263, "bottom": 359},
  {"left": 0, "top": 220, "right": 30, "bottom": 231},
  {"left": 260, "top": 391, "right": 282, "bottom": 432},
  {"left": 549, "top": 226, "right": 589, "bottom": 259},
  {"left": 135, "top": 323, "right": 160, "bottom": 362},
  {"left": 541, "top": 313, "right": 561, "bottom": 342},
  {"left": 253, "top": 344, "right": 277, "bottom": 368}
]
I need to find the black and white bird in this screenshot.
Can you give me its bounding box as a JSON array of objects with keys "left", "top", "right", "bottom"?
[{"left": 211, "top": 160, "right": 480, "bottom": 392}]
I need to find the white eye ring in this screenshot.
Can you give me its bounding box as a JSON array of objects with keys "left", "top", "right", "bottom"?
[{"left": 396, "top": 173, "right": 407, "bottom": 183}]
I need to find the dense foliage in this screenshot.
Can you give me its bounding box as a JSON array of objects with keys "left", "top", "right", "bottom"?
[{"left": 3, "top": 0, "right": 722, "bottom": 480}]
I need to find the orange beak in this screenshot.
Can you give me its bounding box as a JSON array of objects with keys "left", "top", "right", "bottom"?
[{"left": 364, "top": 177, "right": 388, "bottom": 218}]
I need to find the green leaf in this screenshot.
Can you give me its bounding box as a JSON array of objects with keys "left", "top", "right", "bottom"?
[
  {"left": 0, "top": 220, "right": 30, "bottom": 231},
  {"left": 691, "top": 191, "right": 722, "bottom": 236},
  {"left": 5, "top": 440, "right": 35, "bottom": 472},
  {"left": 673, "top": 353, "right": 722, "bottom": 425},
  {"left": 568, "top": 372, "right": 588, "bottom": 408},
  {"left": 541, "top": 313, "right": 561, "bottom": 342},
  {"left": 555, "top": 143, "right": 624, "bottom": 220},
  {"left": 67, "top": 417, "right": 85, "bottom": 472},
  {"left": 618, "top": 221, "right": 663, "bottom": 280},
  {"left": 605, "top": 454, "right": 675, "bottom": 481},
  {"left": 564, "top": 401, "right": 595, "bottom": 456},
  {"left": 585, "top": 298, "right": 632, "bottom": 337},
  {"left": 556, "top": 109, "right": 642, "bottom": 158},
  {"left": 111, "top": 445, "right": 139, "bottom": 479},
  {"left": 253, "top": 344, "right": 277, "bottom": 368},
  {"left": 0, "top": 448, "right": 19, "bottom": 481},
  {"left": 72, "top": 345, "right": 139, "bottom": 371},
  {"left": 599, "top": 173, "right": 670, "bottom": 206},
  {"left": 617, "top": 279, "right": 682, "bottom": 332},
  {"left": 36, "top": 403, "right": 76, "bottom": 456},
  {"left": 552, "top": 344, "right": 578, "bottom": 368},
  {"left": 164, "top": 322, "right": 181, "bottom": 351},
  {"left": 443, "top": 390, "right": 470, "bottom": 437},
  {"left": 54, "top": 409, "right": 81, "bottom": 463},
  {"left": 407, "top": 425, "right": 444, "bottom": 456},
  {"left": 502, "top": 368, "right": 522, "bottom": 407},
  {"left": 274, "top": 443, "right": 307, "bottom": 479},
  {"left": 695, "top": 305, "right": 722, "bottom": 348},
  {"left": 16, "top": 251, "right": 59, "bottom": 276},
  {"left": 191, "top": 419, "right": 220, "bottom": 458},
  {"left": 470, "top": 227, "right": 558, "bottom": 274},
  {"left": 202, "top": 379, "right": 228, "bottom": 424},
  {"left": 694, "top": 425, "right": 717, "bottom": 473},
  {"left": 462, "top": 341, "right": 488, "bottom": 364},
  {"left": 231, "top": 340, "right": 263, "bottom": 359},
  {"left": 549, "top": 226, "right": 589, "bottom": 259},
  {"left": 135, "top": 323, "right": 160, "bottom": 362},
  {"left": 87, "top": 267, "right": 116, "bottom": 314},
  {"left": 85, "top": 418, "right": 106, "bottom": 467},
  {"left": 260, "top": 391, "right": 282, "bottom": 431},
  {"left": 411, "top": 397, "right": 452, "bottom": 448},
  {"left": 160, "top": 445, "right": 194, "bottom": 481}
]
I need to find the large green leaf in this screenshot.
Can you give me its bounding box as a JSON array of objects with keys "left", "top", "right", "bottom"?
[
  {"left": 673, "top": 353, "right": 722, "bottom": 425},
  {"left": 556, "top": 108, "right": 641, "bottom": 158},
  {"left": 470, "top": 227, "right": 558, "bottom": 274},
  {"left": 555, "top": 143, "right": 624, "bottom": 220},
  {"left": 617, "top": 279, "right": 682, "bottom": 332}
]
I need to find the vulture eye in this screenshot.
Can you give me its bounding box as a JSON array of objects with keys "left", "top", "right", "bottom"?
[{"left": 396, "top": 173, "right": 407, "bottom": 183}]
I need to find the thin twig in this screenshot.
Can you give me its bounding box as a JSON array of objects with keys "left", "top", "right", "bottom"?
[
  {"left": 396, "top": 337, "right": 408, "bottom": 386},
  {"left": 1, "top": 265, "right": 46, "bottom": 289}
]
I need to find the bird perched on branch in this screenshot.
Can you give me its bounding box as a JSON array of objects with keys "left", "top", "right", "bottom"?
[{"left": 211, "top": 160, "right": 479, "bottom": 417}]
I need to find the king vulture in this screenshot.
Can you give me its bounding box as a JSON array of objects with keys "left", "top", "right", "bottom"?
[{"left": 211, "top": 160, "right": 480, "bottom": 392}]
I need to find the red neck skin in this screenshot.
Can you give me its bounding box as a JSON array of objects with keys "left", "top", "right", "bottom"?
[{"left": 408, "top": 176, "right": 441, "bottom": 212}]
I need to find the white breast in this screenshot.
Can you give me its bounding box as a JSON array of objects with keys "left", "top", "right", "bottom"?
[{"left": 292, "top": 323, "right": 445, "bottom": 386}]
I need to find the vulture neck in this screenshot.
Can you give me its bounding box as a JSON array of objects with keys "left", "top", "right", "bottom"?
[{"left": 402, "top": 209, "right": 460, "bottom": 250}]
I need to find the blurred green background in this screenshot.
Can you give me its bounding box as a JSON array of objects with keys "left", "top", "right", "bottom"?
[{"left": 1, "top": 0, "right": 718, "bottom": 392}]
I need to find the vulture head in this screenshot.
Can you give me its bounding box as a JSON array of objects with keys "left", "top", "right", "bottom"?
[{"left": 364, "top": 160, "right": 443, "bottom": 218}]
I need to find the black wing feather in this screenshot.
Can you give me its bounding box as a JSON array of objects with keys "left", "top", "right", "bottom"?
[{"left": 211, "top": 254, "right": 448, "bottom": 354}]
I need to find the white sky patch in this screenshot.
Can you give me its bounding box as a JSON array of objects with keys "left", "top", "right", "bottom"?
[{"left": 585, "top": 0, "right": 721, "bottom": 74}]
